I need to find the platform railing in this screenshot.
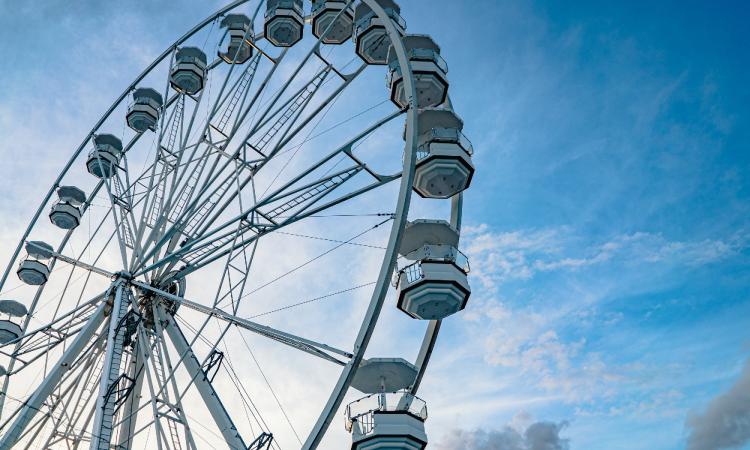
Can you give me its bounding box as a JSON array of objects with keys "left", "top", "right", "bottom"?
[
  {"left": 416, "top": 128, "right": 474, "bottom": 161},
  {"left": 345, "top": 391, "right": 428, "bottom": 435},
  {"left": 392, "top": 246, "right": 470, "bottom": 287},
  {"left": 355, "top": 8, "right": 407, "bottom": 37}
]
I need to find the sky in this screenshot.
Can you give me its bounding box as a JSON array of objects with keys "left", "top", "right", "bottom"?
[{"left": 0, "top": 1, "right": 749, "bottom": 450}]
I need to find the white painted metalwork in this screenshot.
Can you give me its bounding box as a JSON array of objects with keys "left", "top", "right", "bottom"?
[
  {"left": 265, "top": 0, "right": 304, "bottom": 47},
  {"left": 86, "top": 134, "right": 123, "bottom": 179},
  {"left": 387, "top": 34, "right": 449, "bottom": 108},
  {"left": 353, "top": 0, "right": 406, "bottom": 65},
  {"left": 312, "top": 0, "right": 354, "bottom": 44},
  {"left": 219, "top": 14, "right": 254, "bottom": 64},
  {"left": 412, "top": 107, "right": 475, "bottom": 198},
  {"left": 346, "top": 391, "right": 427, "bottom": 449},
  {"left": 127, "top": 88, "right": 164, "bottom": 132},
  {"left": 0, "top": 1, "right": 474, "bottom": 449}
]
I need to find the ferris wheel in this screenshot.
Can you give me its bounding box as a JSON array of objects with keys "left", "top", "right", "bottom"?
[{"left": 0, "top": 1, "right": 476, "bottom": 449}]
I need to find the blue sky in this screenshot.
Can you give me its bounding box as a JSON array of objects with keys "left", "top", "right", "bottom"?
[{"left": 0, "top": 1, "right": 748, "bottom": 449}]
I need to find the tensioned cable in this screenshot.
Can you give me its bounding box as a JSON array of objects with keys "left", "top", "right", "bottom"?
[
  {"left": 237, "top": 217, "right": 391, "bottom": 301},
  {"left": 274, "top": 98, "right": 392, "bottom": 158},
  {"left": 237, "top": 328, "right": 302, "bottom": 445},
  {"left": 274, "top": 230, "right": 386, "bottom": 249},
  {"left": 214, "top": 215, "right": 389, "bottom": 311},
  {"left": 217, "top": 339, "right": 284, "bottom": 450},
  {"left": 177, "top": 316, "right": 280, "bottom": 449},
  {"left": 274, "top": 212, "right": 393, "bottom": 218},
  {"left": 245, "top": 281, "right": 376, "bottom": 319}
]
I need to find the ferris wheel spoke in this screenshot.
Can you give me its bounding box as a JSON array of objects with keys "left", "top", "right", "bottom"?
[
  {"left": 142, "top": 94, "right": 187, "bottom": 231},
  {"left": 184, "top": 66, "right": 372, "bottom": 244},
  {"left": 163, "top": 56, "right": 263, "bottom": 234},
  {"left": 136, "top": 89, "right": 204, "bottom": 265},
  {"left": 208, "top": 54, "right": 263, "bottom": 139},
  {"left": 181, "top": 172, "right": 398, "bottom": 277},
  {"left": 246, "top": 66, "right": 332, "bottom": 158},
  {"left": 210, "top": 106, "right": 402, "bottom": 234},
  {"left": 96, "top": 159, "right": 133, "bottom": 268},
  {"left": 26, "top": 241, "right": 114, "bottom": 280},
  {"left": 162, "top": 62, "right": 332, "bottom": 250},
  {"left": 134, "top": 51, "right": 241, "bottom": 268},
  {"left": 22, "top": 343, "right": 102, "bottom": 448},
  {"left": 253, "top": 62, "right": 367, "bottom": 167},
  {"left": 0, "top": 295, "right": 103, "bottom": 375},
  {"left": 0, "top": 299, "right": 108, "bottom": 448},
  {"left": 135, "top": 113, "right": 402, "bottom": 277},
  {"left": 130, "top": 49, "right": 300, "bottom": 270},
  {"left": 157, "top": 308, "right": 249, "bottom": 450},
  {"left": 132, "top": 280, "right": 350, "bottom": 366}
]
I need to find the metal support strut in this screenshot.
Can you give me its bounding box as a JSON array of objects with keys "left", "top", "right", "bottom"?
[
  {"left": 0, "top": 299, "right": 109, "bottom": 449},
  {"left": 90, "top": 283, "right": 131, "bottom": 450},
  {"left": 156, "top": 305, "right": 248, "bottom": 450}
]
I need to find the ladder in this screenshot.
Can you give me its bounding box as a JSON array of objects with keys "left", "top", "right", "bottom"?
[
  {"left": 147, "top": 95, "right": 185, "bottom": 228},
  {"left": 265, "top": 167, "right": 361, "bottom": 219},
  {"left": 113, "top": 175, "right": 135, "bottom": 249},
  {"left": 248, "top": 67, "right": 329, "bottom": 157},
  {"left": 152, "top": 333, "right": 185, "bottom": 450},
  {"left": 213, "top": 53, "right": 261, "bottom": 135}
]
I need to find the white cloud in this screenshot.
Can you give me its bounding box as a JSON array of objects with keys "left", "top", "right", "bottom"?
[
  {"left": 463, "top": 226, "right": 743, "bottom": 294},
  {"left": 454, "top": 224, "right": 746, "bottom": 408}
]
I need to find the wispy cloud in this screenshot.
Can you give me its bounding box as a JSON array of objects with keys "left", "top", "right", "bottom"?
[
  {"left": 463, "top": 225, "right": 745, "bottom": 292},
  {"left": 455, "top": 223, "right": 747, "bottom": 410}
]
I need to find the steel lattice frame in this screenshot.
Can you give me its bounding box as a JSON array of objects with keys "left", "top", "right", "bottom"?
[{"left": 0, "top": 1, "right": 465, "bottom": 449}]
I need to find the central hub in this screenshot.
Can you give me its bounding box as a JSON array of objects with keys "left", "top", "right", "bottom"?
[{"left": 134, "top": 271, "right": 186, "bottom": 328}]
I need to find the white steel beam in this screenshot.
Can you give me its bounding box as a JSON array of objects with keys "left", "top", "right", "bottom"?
[
  {"left": 90, "top": 284, "right": 130, "bottom": 450},
  {"left": 157, "top": 306, "right": 247, "bottom": 450},
  {"left": 0, "top": 300, "right": 108, "bottom": 449},
  {"left": 132, "top": 280, "right": 350, "bottom": 364},
  {"left": 115, "top": 336, "right": 145, "bottom": 450},
  {"left": 302, "top": 0, "right": 420, "bottom": 447}
]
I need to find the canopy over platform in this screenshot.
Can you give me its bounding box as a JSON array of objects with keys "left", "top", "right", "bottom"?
[
  {"left": 57, "top": 186, "right": 87, "bottom": 205},
  {"left": 133, "top": 87, "right": 164, "bottom": 105},
  {"left": 352, "top": 358, "right": 418, "bottom": 394},
  {"left": 221, "top": 13, "right": 252, "bottom": 29},
  {"left": 176, "top": 46, "right": 208, "bottom": 64},
  {"left": 417, "top": 108, "right": 463, "bottom": 133},
  {"left": 398, "top": 220, "right": 459, "bottom": 257},
  {"left": 94, "top": 134, "right": 123, "bottom": 152},
  {"left": 0, "top": 300, "right": 28, "bottom": 317},
  {"left": 354, "top": 0, "right": 401, "bottom": 21},
  {"left": 25, "top": 241, "right": 54, "bottom": 260}
]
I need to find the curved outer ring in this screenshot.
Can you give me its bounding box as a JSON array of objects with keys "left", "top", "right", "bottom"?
[
  {"left": 301, "top": 0, "right": 424, "bottom": 447},
  {"left": 0, "top": 1, "right": 462, "bottom": 448}
]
